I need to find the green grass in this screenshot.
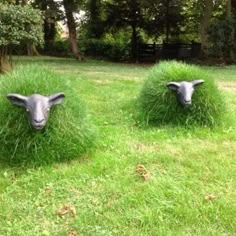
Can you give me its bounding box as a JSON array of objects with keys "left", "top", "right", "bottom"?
[
  {"left": 137, "top": 61, "right": 226, "bottom": 127},
  {"left": 0, "top": 56, "right": 235, "bottom": 236},
  {"left": 0, "top": 65, "right": 95, "bottom": 166}
]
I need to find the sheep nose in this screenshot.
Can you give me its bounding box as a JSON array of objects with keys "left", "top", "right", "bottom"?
[
  {"left": 184, "top": 99, "right": 191, "bottom": 104},
  {"left": 34, "top": 118, "right": 45, "bottom": 124}
]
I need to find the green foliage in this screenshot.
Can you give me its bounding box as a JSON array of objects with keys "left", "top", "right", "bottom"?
[
  {"left": 208, "top": 16, "right": 236, "bottom": 59},
  {"left": 43, "top": 40, "right": 71, "bottom": 56},
  {"left": 0, "top": 65, "right": 95, "bottom": 167},
  {"left": 137, "top": 61, "right": 225, "bottom": 127},
  {"left": 142, "top": 0, "right": 184, "bottom": 40},
  {"left": 85, "top": 0, "right": 104, "bottom": 38},
  {"left": 79, "top": 38, "right": 130, "bottom": 61},
  {"left": 0, "top": 3, "right": 43, "bottom": 46}
]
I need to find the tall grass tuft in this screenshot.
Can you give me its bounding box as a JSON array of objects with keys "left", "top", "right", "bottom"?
[
  {"left": 137, "top": 61, "right": 226, "bottom": 127},
  {"left": 0, "top": 65, "right": 95, "bottom": 167}
]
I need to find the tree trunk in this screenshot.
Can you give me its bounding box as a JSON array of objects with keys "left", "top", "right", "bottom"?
[
  {"left": 200, "top": 0, "right": 213, "bottom": 57},
  {"left": 21, "top": 0, "right": 40, "bottom": 56},
  {"left": 63, "top": 0, "right": 83, "bottom": 60},
  {"left": 21, "top": 0, "right": 28, "bottom": 5},
  {"left": 27, "top": 44, "right": 40, "bottom": 56},
  {"left": 226, "top": 0, "right": 234, "bottom": 60},
  {"left": 131, "top": 24, "right": 138, "bottom": 62},
  {"left": 0, "top": 46, "right": 12, "bottom": 73},
  {"left": 165, "top": 0, "right": 170, "bottom": 43},
  {"left": 44, "top": 20, "right": 56, "bottom": 50},
  {"left": 130, "top": 0, "right": 139, "bottom": 62},
  {"left": 226, "top": 0, "right": 231, "bottom": 17}
]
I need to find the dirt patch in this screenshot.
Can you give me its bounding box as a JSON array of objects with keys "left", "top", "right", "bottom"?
[
  {"left": 218, "top": 81, "right": 236, "bottom": 91},
  {"left": 136, "top": 164, "right": 152, "bottom": 181},
  {"left": 57, "top": 204, "right": 76, "bottom": 218}
]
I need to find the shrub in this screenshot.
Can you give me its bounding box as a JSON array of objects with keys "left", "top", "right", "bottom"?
[
  {"left": 79, "top": 38, "right": 130, "bottom": 61},
  {"left": 0, "top": 65, "right": 95, "bottom": 167},
  {"left": 43, "top": 40, "right": 71, "bottom": 57},
  {"left": 208, "top": 16, "right": 236, "bottom": 60},
  {"left": 137, "top": 61, "right": 225, "bottom": 127}
]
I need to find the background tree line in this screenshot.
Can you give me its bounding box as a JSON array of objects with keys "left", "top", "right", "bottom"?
[{"left": 1, "top": 0, "right": 236, "bottom": 69}]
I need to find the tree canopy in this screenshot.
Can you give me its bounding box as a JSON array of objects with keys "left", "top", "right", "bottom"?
[
  {"left": 1, "top": 0, "right": 236, "bottom": 64},
  {"left": 0, "top": 3, "right": 43, "bottom": 46},
  {"left": 0, "top": 3, "right": 43, "bottom": 72}
]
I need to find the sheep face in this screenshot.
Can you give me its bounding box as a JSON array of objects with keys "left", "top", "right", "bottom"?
[
  {"left": 7, "top": 93, "right": 65, "bottom": 130},
  {"left": 167, "top": 80, "right": 204, "bottom": 106}
]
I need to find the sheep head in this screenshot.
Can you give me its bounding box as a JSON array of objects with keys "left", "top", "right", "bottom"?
[
  {"left": 167, "top": 80, "right": 204, "bottom": 106},
  {"left": 7, "top": 93, "right": 65, "bottom": 130}
]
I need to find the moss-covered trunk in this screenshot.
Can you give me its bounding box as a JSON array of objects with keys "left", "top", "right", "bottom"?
[
  {"left": 27, "top": 43, "right": 40, "bottom": 56},
  {"left": 0, "top": 46, "right": 12, "bottom": 73}
]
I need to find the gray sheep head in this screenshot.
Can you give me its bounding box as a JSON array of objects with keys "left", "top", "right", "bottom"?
[
  {"left": 7, "top": 93, "right": 65, "bottom": 130},
  {"left": 167, "top": 80, "right": 204, "bottom": 106}
]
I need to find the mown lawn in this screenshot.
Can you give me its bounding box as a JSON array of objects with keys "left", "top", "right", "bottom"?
[{"left": 0, "top": 56, "right": 235, "bottom": 236}]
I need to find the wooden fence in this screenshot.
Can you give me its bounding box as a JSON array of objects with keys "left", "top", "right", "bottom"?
[{"left": 137, "top": 42, "right": 201, "bottom": 62}]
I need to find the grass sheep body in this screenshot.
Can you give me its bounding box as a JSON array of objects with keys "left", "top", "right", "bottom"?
[
  {"left": 0, "top": 65, "right": 95, "bottom": 167},
  {"left": 137, "top": 61, "right": 225, "bottom": 127}
]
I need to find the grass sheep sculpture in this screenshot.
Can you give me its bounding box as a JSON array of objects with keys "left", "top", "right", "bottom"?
[
  {"left": 0, "top": 65, "right": 95, "bottom": 166},
  {"left": 137, "top": 61, "right": 225, "bottom": 127}
]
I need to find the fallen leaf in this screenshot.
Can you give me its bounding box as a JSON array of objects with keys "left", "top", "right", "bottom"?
[
  {"left": 204, "top": 194, "right": 217, "bottom": 201},
  {"left": 57, "top": 204, "right": 77, "bottom": 218},
  {"left": 136, "top": 164, "right": 152, "bottom": 181},
  {"left": 57, "top": 204, "right": 71, "bottom": 216},
  {"left": 70, "top": 206, "right": 77, "bottom": 218},
  {"left": 68, "top": 230, "right": 77, "bottom": 236},
  {"left": 106, "top": 200, "right": 113, "bottom": 208}
]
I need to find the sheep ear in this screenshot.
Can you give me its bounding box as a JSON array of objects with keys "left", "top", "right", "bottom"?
[
  {"left": 167, "top": 82, "right": 180, "bottom": 91},
  {"left": 48, "top": 92, "right": 65, "bottom": 106},
  {"left": 192, "top": 80, "right": 204, "bottom": 87},
  {"left": 7, "top": 93, "right": 27, "bottom": 107}
]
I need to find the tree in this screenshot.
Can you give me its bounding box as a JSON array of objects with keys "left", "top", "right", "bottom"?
[
  {"left": 33, "top": 0, "right": 63, "bottom": 51},
  {"left": 105, "top": 0, "right": 144, "bottom": 61},
  {"left": 226, "top": 0, "right": 234, "bottom": 59},
  {"left": 208, "top": 0, "right": 236, "bottom": 62},
  {"left": 85, "top": 0, "right": 104, "bottom": 38},
  {"left": 208, "top": 16, "right": 236, "bottom": 62},
  {"left": 142, "top": 0, "right": 184, "bottom": 42},
  {"left": 226, "top": 0, "right": 232, "bottom": 17},
  {"left": 19, "top": 0, "right": 41, "bottom": 56},
  {"left": 200, "top": 0, "right": 213, "bottom": 57},
  {"left": 0, "top": 3, "right": 43, "bottom": 73},
  {"left": 62, "top": 0, "right": 83, "bottom": 60}
]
